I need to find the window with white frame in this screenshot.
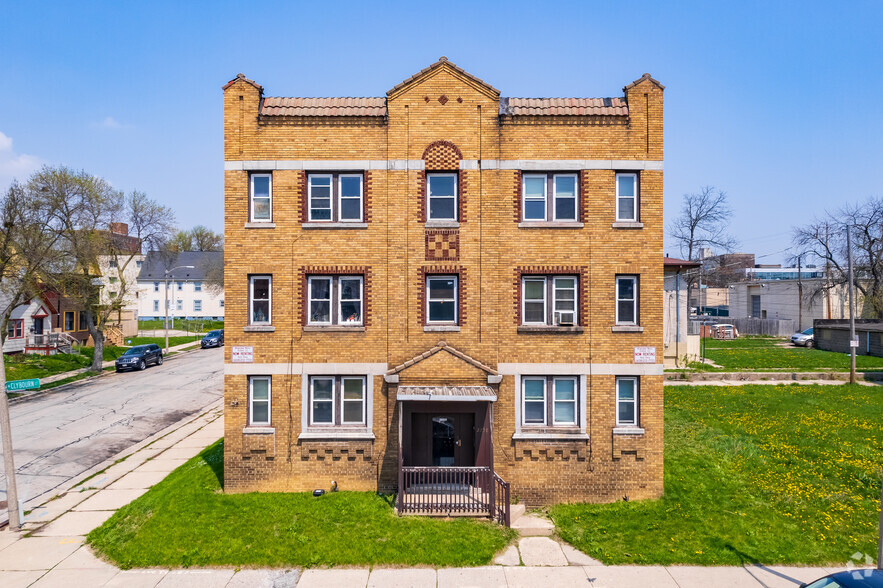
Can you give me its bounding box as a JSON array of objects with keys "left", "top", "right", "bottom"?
[
  {"left": 176, "top": 300, "right": 183, "bottom": 311},
  {"left": 308, "top": 376, "right": 366, "bottom": 426},
  {"left": 248, "top": 376, "right": 271, "bottom": 426},
  {"left": 220, "top": 300, "right": 225, "bottom": 307},
  {"left": 249, "top": 275, "right": 272, "bottom": 325},
  {"left": 194, "top": 300, "right": 202, "bottom": 312},
  {"left": 522, "top": 275, "right": 578, "bottom": 326},
  {"left": 307, "top": 276, "right": 363, "bottom": 326},
  {"left": 194, "top": 281, "right": 202, "bottom": 292},
  {"left": 426, "top": 275, "right": 457, "bottom": 324},
  {"left": 615, "top": 173, "right": 638, "bottom": 222},
  {"left": 109, "top": 259, "right": 118, "bottom": 268},
  {"left": 308, "top": 173, "right": 363, "bottom": 222},
  {"left": 427, "top": 173, "right": 457, "bottom": 221},
  {"left": 176, "top": 281, "right": 183, "bottom": 291},
  {"left": 522, "top": 173, "right": 578, "bottom": 222},
  {"left": 615, "top": 275, "right": 638, "bottom": 325},
  {"left": 522, "top": 376, "right": 578, "bottom": 426},
  {"left": 153, "top": 300, "right": 159, "bottom": 312},
  {"left": 615, "top": 377, "right": 639, "bottom": 426},
  {"left": 136, "top": 260, "right": 143, "bottom": 268},
  {"left": 153, "top": 282, "right": 160, "bottom": 292},
  {"left": 250, "top": 173, "right": 272, "bottom": 222}
]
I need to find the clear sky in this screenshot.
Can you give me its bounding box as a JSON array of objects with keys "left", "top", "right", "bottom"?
[{"left": 1, "top": 1, "right": 880, "bottom": 264}]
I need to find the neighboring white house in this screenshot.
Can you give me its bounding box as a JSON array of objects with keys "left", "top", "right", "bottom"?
[
  {"left": 663, "top": 256, "right": 701, "bottom": 367},
  {"left": 137, "top": 251, "right": 224, "bottom": 321},
  {"left": 728, "top": 278, "right": 862, "bottom": 331}
]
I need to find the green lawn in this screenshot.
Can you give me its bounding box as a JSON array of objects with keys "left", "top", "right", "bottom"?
[
  {"left": 551, "top": 384, "right": 883, "bottom": 566},
  {"left": 699, "top": 336, "right": 883, "bottom": 371},
  {"left": 5, "top": 351, "right": 92, "bottom": 380},
  {"left": 137, "top": 319, "right": 224, "bottom": 332},
  {"left": 122, "top": 336, "right": 202, "bottom": 348},
  {"left": 88, "top": 441, "right": 514, "bottom": 569}
]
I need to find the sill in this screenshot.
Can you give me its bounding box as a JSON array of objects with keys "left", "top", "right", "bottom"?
[
  {"left": 424, "top": 221, "right": 460, "bottom": 229},
  {"left": 245, "top": 222, "right": 276, "bottom": 229},
  {"left": 424, "top": 325, "right": 460, "bottom": 332},
  {"left": 517, "top": 221, "right": 584, "bottom": 229},
  {"left": 299, "top": 430, "right": 375, "bottom": 440},
  {"left": 303, "top": 326, "right": 365, "bottom": 332},
  {"left": 512, "top": 432, "right": 589, "bottom": 441},
  {"left": 612, "top": 221, "right": 643, "bottom": 229},
  {"left": 518, "top": 326, "right": 584, "bottom": 334},
  {"left": 613, "top": 426, "right": 645, "bottom": 435},
  {"left": 612, "top": 325, "right": 644, "bottom": 333},
  {"left": 302, "top": 222, "right": 368, "bottom": 229},
  {"left": 244, "top": 325, "right": 276, "bottom": 332},
  {"left": 243, "top": 426, "right": 275, "bottom": 435}
]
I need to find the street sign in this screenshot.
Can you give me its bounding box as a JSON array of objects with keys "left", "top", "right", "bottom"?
[
  {"left": 634, "top": 346, "right": 657, "bottom": 364},
  {"left": 849, "top": 339, "right": 860, "bottom": 348},
  {"left": 231, "top": 346, "right": 254, "bottom": 363},
  {"left": 6, "top": 378, "right": 40, "bottom": 392}
]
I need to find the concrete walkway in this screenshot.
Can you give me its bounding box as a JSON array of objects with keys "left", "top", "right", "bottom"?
[{"left": 0, "top": 403, "right": 867, "bottom": 587}]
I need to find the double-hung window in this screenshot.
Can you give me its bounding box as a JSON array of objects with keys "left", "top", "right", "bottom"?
[
  {"left": 248, "top": 376, "right": 271, "bottom": 426},
  {"left": 176, "top": 300, "right": 183, "bottom": 311},
  {"left": 616, "top": 275, "right": 638, "bottom": 325},
  {"left": 309, "top": 376, "right": 366, "bottom": 426},
  {"left": 522, "top": 173, "right": 578, "bottom": 222},
  {"left": 194, "top": 300, "right": 202, "bottom": 312},
  {"left": 249, "top": 275, "right": 272, "bottom": 325},
  {"left": 153, "top": 282, "right": 160, "bottom": 292},
  {"left": 426, "top": 276, "right": 457, "bottom": 324},
  {"left": 250, "top": 173, "right": 272, "bottom": 222},
  {"left": 64, "top": 311, "right": 76, "bottom": 331},
  {"left": 427, "top": 173, "right": 457, "bottom": 221},
  {"left": 522, "top": 276, "right": 578, "bottom": 326},
  {"left": 307, "top": 276, "right": 363, "bottom": 326},
  {"left": 616, "top": 173, "right": 638, "bottom": 222},
  {"left": 615, "top": 377, "right": 639, "bottom": 426},
  {"left": 522, "top": 376, "right": 578, "bottom": 426},
  {"left": 308, "top": 173, "right": 364, "bottom": 222},
  {"left": 153, "top": 300, "right": 160, "bottom": 312},
  {"left": 79, "top": 313, "right": 88, "bottom": 331},
  {"left": 194, "top": 281, "right": 202, "bottom": 292},
  {"left": 7, "top": 320, "right": 23, "bottom": 339},
  {"left": 176, "top": 281, "right": 183, "bottom": 291}
]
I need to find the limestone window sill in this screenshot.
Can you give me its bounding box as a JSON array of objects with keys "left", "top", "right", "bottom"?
[
  {"left": 612, "top": 221, "right": 644, "bottom": 229},
  {"left": 517, "top": 222, "right": 584, "bottom": 229},
  {"left": 611, "top": 325, "right": 644, "bottom": 333},
  {"left": 613, "top": 426, "right": 645, "bottom": 435},
  {"left": 512, "top": 432, "right": 589, "bottom": 441},
  {"left": 303, "top": 326, "right": 366, "bottom": 332},
  {"left": 302, "top": 222, "right": 368, "bottom": 229},
  {"left": 424, "top": 325, "right": 460, "bottom": 332},
  {"left": 424, "top": 221, "right": 460, "bottom": 229},
  {"left": 244, "top": 222, "right": 276, "bottom": 229},
  {"left": 517, "top": 326, "right": 584, "bottom": 334},
  {"left": 298, "top": 430, "right": 375, "bottom": 441},
  {"left": 243, "top": 427, "right": 275, "bottom": 435},
  {"left": 244, "top": 325, "right": 275, "bottom": 332}
]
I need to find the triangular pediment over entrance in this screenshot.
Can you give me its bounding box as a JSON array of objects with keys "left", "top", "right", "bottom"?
[{"left": 385, "top": 341, "right": 499, "bottom": 385}]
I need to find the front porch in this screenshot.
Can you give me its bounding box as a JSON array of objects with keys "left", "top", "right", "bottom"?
[{"left": 398, "top": 465, "right": 510, "bottom": 526}]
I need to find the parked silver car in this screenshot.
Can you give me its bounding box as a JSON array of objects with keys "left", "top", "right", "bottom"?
[{"left": 790, "top": 327, "right": 814, "bottom": 347}]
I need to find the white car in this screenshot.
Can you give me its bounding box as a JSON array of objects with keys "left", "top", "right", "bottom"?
[{"left": 790, "top": 328, "right": 814, "bottom": 347}]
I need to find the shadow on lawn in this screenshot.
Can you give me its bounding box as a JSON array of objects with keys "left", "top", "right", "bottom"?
[{"left": 200, "top": 441, "right": 225, "bottom": 487}]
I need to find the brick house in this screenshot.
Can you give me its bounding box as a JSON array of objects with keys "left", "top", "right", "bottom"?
[{"left": 223, "top": 58, "right": 664, "bottom": 511}]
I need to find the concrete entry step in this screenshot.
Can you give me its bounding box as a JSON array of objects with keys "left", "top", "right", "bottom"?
[
  {"left": 510, "top": 503, "right": 526, "bottom": 523},
  {"left": 511, "top": 512, "right": 555, "bottom": 536}
]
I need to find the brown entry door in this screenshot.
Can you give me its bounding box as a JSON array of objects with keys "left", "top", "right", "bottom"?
[{"left": 431, "top": 414, "right": 475, "bottom": 467}]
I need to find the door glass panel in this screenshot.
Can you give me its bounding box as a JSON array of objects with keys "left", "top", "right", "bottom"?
[{"left": 431, "top": 416, "right": 456, "bottom": 466}]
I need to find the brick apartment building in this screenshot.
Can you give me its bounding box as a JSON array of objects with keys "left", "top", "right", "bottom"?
[{"left": 223, "top": 58, "right": 664, "bottom": 510}]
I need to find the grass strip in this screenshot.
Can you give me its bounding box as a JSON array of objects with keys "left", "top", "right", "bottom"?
[{"left": 88, "top": 441, "right": 515, "bottom": 568}]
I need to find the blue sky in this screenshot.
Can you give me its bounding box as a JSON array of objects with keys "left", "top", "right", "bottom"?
[{"left": 1, "top": 1, "right": 880, "bottom": 264}]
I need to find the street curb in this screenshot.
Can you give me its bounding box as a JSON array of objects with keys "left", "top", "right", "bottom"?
[
  {"left": 0, "top": 398, "right": 223, "bottom": 528},
  {"left": 8, "top": 344, "right": 208, "bottom": 405}
]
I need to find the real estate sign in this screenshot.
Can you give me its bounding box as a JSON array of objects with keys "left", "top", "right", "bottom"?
[
  {"left": 634, "top": 346, "right": 656, "bottom": 364},
  {"left": 231, "top": 346, "right": 254, "bottom": 363},
  {"left": 6, "top": 378, "right": 40, "bottom": 392}
]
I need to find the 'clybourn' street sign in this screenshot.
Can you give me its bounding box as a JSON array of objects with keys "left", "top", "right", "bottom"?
[{"left": 6, "top": 378, "right": 40, "bottom": 392}]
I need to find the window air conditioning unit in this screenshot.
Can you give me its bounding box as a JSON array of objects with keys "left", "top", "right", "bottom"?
[{"left": 554, "top": 311, "right": 575, "bottom": 326}]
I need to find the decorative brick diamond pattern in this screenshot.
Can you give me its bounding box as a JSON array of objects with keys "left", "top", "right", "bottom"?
[{"left": 425, "top": 230, "right": 460, "bottom": 261}]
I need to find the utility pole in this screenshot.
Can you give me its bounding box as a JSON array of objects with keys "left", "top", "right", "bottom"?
[
  {"left": 847, "top": 227, "right": 857, "bottom": 385},
  {"left": 0, "top": 350, "right": 22, "bottom": 530},
  {"left": 797, "top": 255, "right": 803, "bottom": 331},
  {"left": 825, "top": 225, "right": 832, "bottom": 319}
]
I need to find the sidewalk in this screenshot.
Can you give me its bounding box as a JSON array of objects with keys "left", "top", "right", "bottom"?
[{"left": 0, "top": 404, "right": 862, "bottom": 588}]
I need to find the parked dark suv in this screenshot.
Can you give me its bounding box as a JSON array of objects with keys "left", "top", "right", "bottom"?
[
  {"left": 201, "top": 329, "right": 224, "bottom": 348},
  {"left": 115, "top": 344, "right": 163, "bottom": 372}
]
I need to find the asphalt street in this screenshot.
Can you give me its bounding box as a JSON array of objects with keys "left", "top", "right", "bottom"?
[{"left": 0, "top": 347, "right": 222, "bottom": 513}]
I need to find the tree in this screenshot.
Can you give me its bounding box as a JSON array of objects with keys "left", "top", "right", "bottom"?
[
  {"left": 168, "top": 230, "right": 193, "bottom": 253},
  {"left": 0, "top": 177, "right": 67, "bottom": 530},
  {"left": 36, "top": 166, "right": 175, "bottom": 371},
  {"left": 167, "top": 225, "right": 223, "bottom": 253},
  {"left": 793, "top": 197, "right": 883, "bottom": 318},
  {"left": 668, "top": 186, "right": 738, "bottom": 261}
]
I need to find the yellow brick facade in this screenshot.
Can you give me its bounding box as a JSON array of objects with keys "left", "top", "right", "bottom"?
[{"left": 223, "top": 59, "right": 665, "bottom": 506}]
